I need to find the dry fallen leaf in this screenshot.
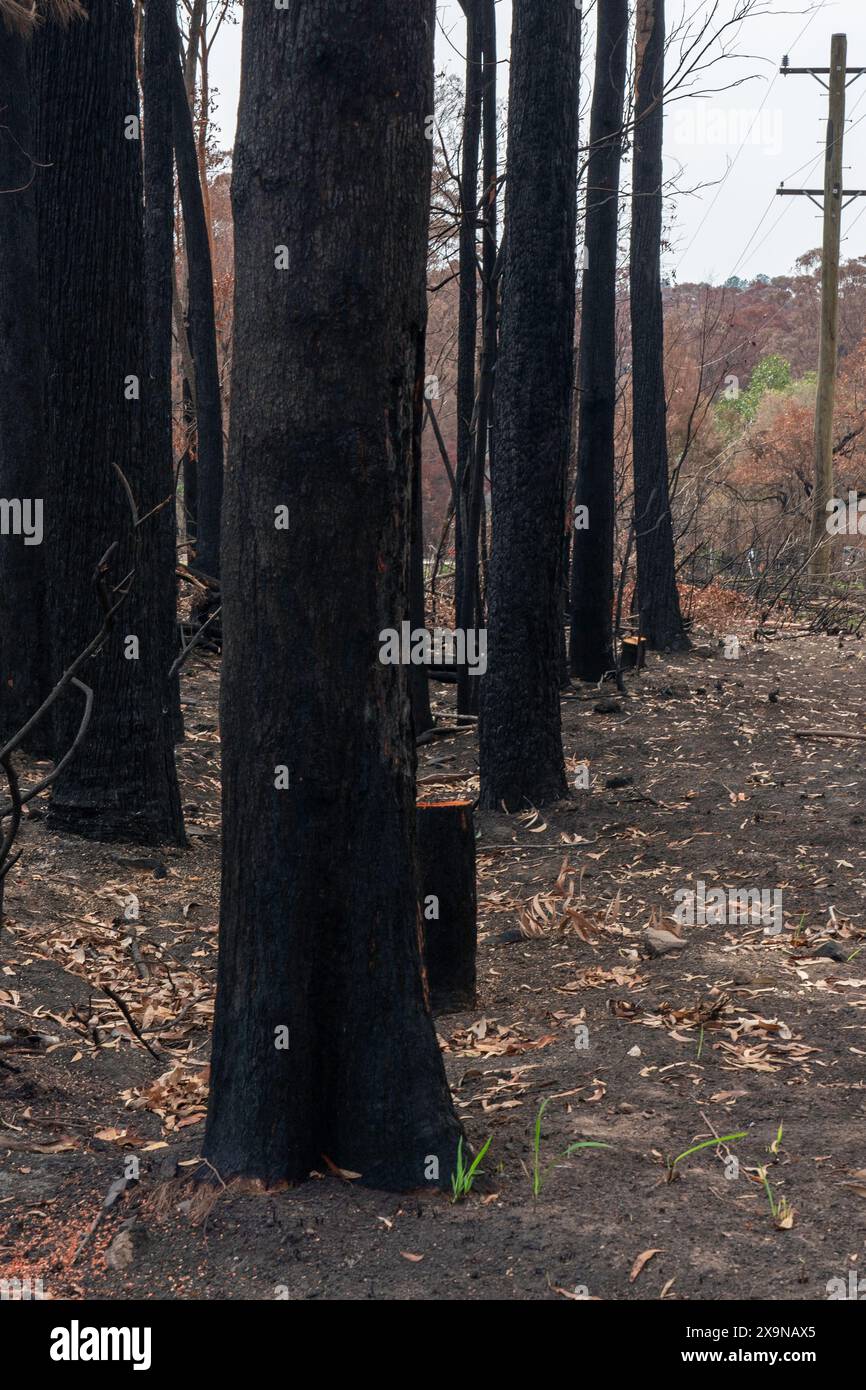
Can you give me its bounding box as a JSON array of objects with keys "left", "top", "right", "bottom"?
[
  {"left": 630, "top": 1248, "right": 663, "bottom": 1283},
  {"left": 321, "top": 1154, "right": 362, "bottom": 1181}
]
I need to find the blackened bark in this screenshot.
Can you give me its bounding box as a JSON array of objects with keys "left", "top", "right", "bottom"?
[
  {"left": 570, "top": 0, "right": 628, "bottom": 682},
  {"left": 181, "top": 371, "right": 197, "bottom": 542},
  {"left": 417, "top": 801, "right": 477, "bottom": 1013},
  {"left": 630, "top": 0, "right": 687, "bottom": 651},
  {"left": 454, "top": 1, "right": 482, "bottom": 715},
  {"left": 409, "top": 336, "right": 433, "bottom": 736},
  {"left": 478, "top": 0, "right": 579, "bottom": 810},
  {"left": 203, "top": 0, "right": 462, "bottom": 1191},
  {"left": 457, "top": 0, "right": 497, "bottom": 717},
  {"left": 31, "top": 0, "right": 185, "bottom": 845},
  {"left": 170, "top": 17, "right": 223, "bottom": 583},
  {"left": 0, "top": 24, "right": 50, "bottom": 751},
  {"left": 143, "top": 0, "right": 185, "bottom": 738}
]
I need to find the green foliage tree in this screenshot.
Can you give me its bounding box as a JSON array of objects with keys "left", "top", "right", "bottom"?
[{"left": 717, "top": 353, "right": 793, "bottom": 431}]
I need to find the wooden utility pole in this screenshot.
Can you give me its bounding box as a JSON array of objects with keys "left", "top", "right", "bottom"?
[
  {"left": 778, "top": 37, "right": 866, "bottom": 578},
  {"left": 811, "top": 34, "right": 847, "bottom": 577}
]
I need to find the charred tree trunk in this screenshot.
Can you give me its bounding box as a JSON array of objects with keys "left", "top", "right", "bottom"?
[
  {"left": 203, "top": 0, "right": 462, "bottom": 1191},
  {"left": 478, "top": 0, "right": 580, "bottom": 810},
  {"left": 630, "top": 0, "right": 687, "bottom": 652},
  {"left": 417, "top": 800, "right": 477, "bottom": 1013},
  {"left": 31, "top": 0, "right": 185, "bottom": 845},
  {"left": 570, "top": 0, "right": 628, "bottom": 683},
  {"left": 181, "top": 370, "right": 197, "bottom": 544},
  {"left": 457, "top": 0, "right": 497, "bottom": 717},
  {"left": 0, "top": 20, "right": 50, "bottom": 751},
  {"left": 454, "top": 0, "right": 483, "bottom": 716},
  {"left": 143, "top": 0, "right": 184, "bottom": 739},
  {"left": 410, "top": 337, "right": 433, "bottom": 737},
  {"left": 170, "top": 13, "right": 223, "bottom": 585}
]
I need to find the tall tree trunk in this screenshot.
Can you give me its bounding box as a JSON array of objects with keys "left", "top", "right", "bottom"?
[
  {"left": 409, "top": 334, "right": 433, "bottom": 736},
  {"left": 457, "top": 0, "right": 497, "bottom": 717},
  {"left": 454, "top": 0, "right": 482, "bottom": 715},
  {"left": 170, "top": 12, "right": 223, "bottom": 585},
  {"left": 203, "top": 0, "right": 462, "bottom": 1190},
  {"left": 0, "top": 19, "right": 50, "bottom": 752},
  {"left": 570, "top": 0, "right": 628, "bottom": 682},
  {"left": 478, "top": 0, "right": 580, "bottom": 811},
  {"left": 143, "top": 0, "right": 185, "bottom": 738},
  {"left": 180, "top": 370, "right": 198, "bottom": 544},
  {"left": 31, "top": 0, "right": 185, "bottom": 845},
  {"left": 630, "top": 0, "right": 687, "bottom": 651}
]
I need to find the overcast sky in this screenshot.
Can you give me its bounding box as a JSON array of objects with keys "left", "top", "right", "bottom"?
[{"left": 207, "top": 0, "right": 866, "bottom": 285}]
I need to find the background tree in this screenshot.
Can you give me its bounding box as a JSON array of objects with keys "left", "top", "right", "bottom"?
[
  {"left": 456, "top": 0, "right": 497, "bottom": 716},
  {"left": 31, "top": 0, "right": 185, "bottom": 843},
  {"left": 170, "top": 4, "right": 224, "bottom": 588},
  {"left": 204, "top": 0, "right": 462, "bottom": 1189},
  {"left": 454, "top": 0, "right": 483, "bottom": 716},
  {"left": 143, "top": 0, "right": 185, "bottom": 735},
  {"left": 570, "top": 0, "right": 629, "bottom": 683},
  {"left": 409, "top": 335, "right": 433, "bottom": 737},
  {"left": 479, "top": 0, "right": 580, "bottom": 810},
  {"left": 630, "top": 0, "right": 688, "bottom": 651}
]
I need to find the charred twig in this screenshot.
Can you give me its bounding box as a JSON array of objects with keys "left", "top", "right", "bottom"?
[
  {"left": 98, "top": 984, "right": 165, "bottom": 1063},
  {"left": 168, "top": 604, "right": 222, "bottom": 683}
]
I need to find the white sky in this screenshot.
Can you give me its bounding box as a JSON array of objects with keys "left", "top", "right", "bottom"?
[{"left": 207, "top": 0, "right": 866, "bottom": 285}]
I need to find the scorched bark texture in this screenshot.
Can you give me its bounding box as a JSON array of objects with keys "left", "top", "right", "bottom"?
[
  {"left": 0, "top": 20, "right": 49, "bottom": 749},
  {"left": 31, "top": 0, "right": 185, "bottom": 844},
  {"left": 203, "top": 0, "right": 462, "bottom": 1191},
  {"left": 630, "top": 0, "right": 687, "bottom": 652},
  {"left": 570, "top": 0, "right": 628, "bottom": 683},
  {"left": 479, "top": 0, "right": 580, "bottom": 810}
]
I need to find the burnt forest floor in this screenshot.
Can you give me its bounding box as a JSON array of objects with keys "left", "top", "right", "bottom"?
[{"left": 3, "top": 613, "right": 866, "bottom": 1301}]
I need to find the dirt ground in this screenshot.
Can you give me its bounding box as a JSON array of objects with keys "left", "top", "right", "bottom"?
[{"left": 2, "top": 615, "right": 866, "bottom": 1302}]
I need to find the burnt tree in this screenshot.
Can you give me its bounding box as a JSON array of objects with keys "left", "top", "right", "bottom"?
[
  {"left": 0, "top": 7, "right": 52, "bottom": 750},
  {"left": 456, "top": 0, "right": 497, "bottom": 717},
  {"left": 31, "top": 0, "right": 185, "bottom": 844},
  {"left": 453, "top": 0, "right": 483, "bottom": 713},
  {"left": 143, "top": 0, "right": 185, "bottom": 735},
  {"left": 409, "top": 337, "right": 434, "bottom": 738},
  {"left": 203, "top": 0, "right": 462, "bottom": 1190},
  {"left": 478, "top": 0, "right": 580, "bottom": 810},
  {"left": 570, "top": 0, "right": 628, "bottom": 682},
  {"left": 417, "top": 800, "right": 477, "bottom": 1014},
  {"left": 170, "top": 8, "right": 223, "bottom": 585},
  {"left": 630, "top": 0, "right": 687, "bottom": 651}
]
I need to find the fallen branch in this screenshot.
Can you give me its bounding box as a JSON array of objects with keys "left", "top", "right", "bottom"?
[
  {"left": 416, "top": 724, "right": 474, "bottom": 746},
  {"left": 791, "top": 729, "right": 866, "bottom": 743}
]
